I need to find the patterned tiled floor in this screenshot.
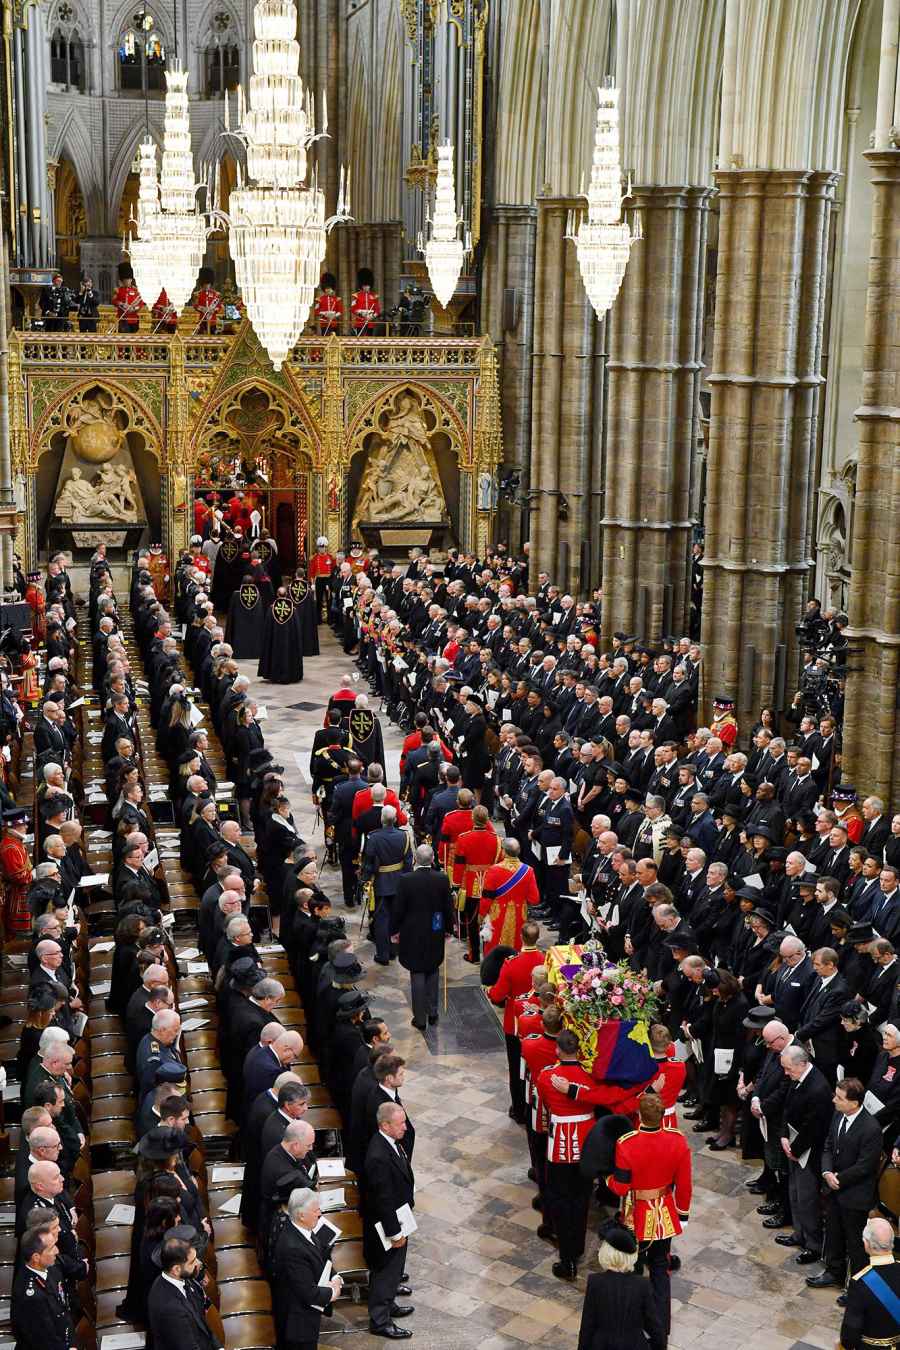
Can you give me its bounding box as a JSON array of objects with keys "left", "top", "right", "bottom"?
[{"left": 238, "top": 631, "right": 845, "bottom": 1350}]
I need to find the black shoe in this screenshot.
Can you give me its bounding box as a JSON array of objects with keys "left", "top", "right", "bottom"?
[
  {"left": 795, "top": 1250, "right": 820, "bottom": 1266},
  {"left": 692, "top": 1120, "right": 717, "bottom": 1133},
  {"left": 552, "top": 1260, "right": 577, "bottom": 1281},
  {"left": 761, "top": 1214, "right": 790, "bottom": 1229},
  {"left": 531, "top": 1196, "right": 543, "bottom": 1211},
  {"left": 805, "top": 1273, "right": 841, "bottom": 1288},
  {"left": 707, "top": 1138, "right": 735, "bottom": 1151},
  {"left": 527, "top": 1168, "right": 537, "bottom": 1183},
  {"left": 757, "top": 1202, "right": 781, "bottom": 1216},
  {"left": 410, "top": 1019, "right": 426, "bottom": 1031},
  {"left": 389, "top": 1306, "right": 414, "bottom": 1318},
  {"left": 836, "top": 1294, "right": 847, "bottom": 1307},
  {"left": 774, "top": 1234, "right": 803, "bottom": 1247},
  {"left": 668, "top": 1255, "right": 681, "bottom": 1273},
  {"left": 536, "top": 1224, "right": 556, "bottom": 1243},
  {"left": 427, "top": 1014, "right": 438, "bottom": 1025},
  {"left": 396, "top": 1286, "right": 412, "bottom": 1298},
  {"left": 746, "top": 1181, "right": 769, "bottom": 1195},
  {"left": 374, "top": 957, "right": 390, "bottom": 966},
  {"left": 369, "top": 1325, "right": 412, "bottom": 1340}
]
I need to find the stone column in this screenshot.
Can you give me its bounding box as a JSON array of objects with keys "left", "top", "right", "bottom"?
[
  {"left": 841, "top": 150, "right": 900, "bottom": 802},
  {"left": 601, "top": 185, "right": 712, "bottom": 646},
  {"left": 700, "top": 168, "right": 837, "bottom": 723},
  {"left": 529, "top": 196, "right": 605, "bottom": 593},
  {"left": 480, "top": 203, "right": 537, "bottom": 552}
]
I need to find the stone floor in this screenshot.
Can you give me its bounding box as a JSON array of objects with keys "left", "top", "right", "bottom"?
[{"left": 238, "top": 631, "right": 846, "bottom": 1350}]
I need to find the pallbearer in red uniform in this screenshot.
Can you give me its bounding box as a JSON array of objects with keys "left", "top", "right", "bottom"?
[
  {"left": 454, "top": 807, "right": 501, "bottom": 961},
  {"left": 188, "top": 535, "right": 211, "bottom": 580},
  {"left": 520, "top": 1007, "right": 562, "bottom": 1217},
  {"left": 315, "top": 273, "right": 343, "bottom": 335},
  {"left": 648, "top": 1024, "right": 686, "bottom": 1129},
  {"left": 193, "top": 267, "right": 223, "bottom": 334},
  {"left": 437, "top": 788, "right": 475, "bottom": 876},
  {"left": 308, "top": 536, "right": 336, "bottom": 621},
  {"left": 488, "top": 919, "right": 544, "bottom": 1122},
  {"left": 479, "top": 836, "right": 539, "bottom": 955},
  {"left": 151, "top": 289, "right": 178, "bottom": 333},
  {"left": 607, "top": 1093, "right": 692, "bottom": 1332},
  {"left": 0, "top": 805, "right": 33, "bottom": 936},
  {"left": 112, "top": 262, "right": 143, "bottom": 332},
  {"left": 350, "top": 267, "right": 382, "bottom": 334},
  {"left": 146, "top": 544, "right": 170, "bottom": 603},
  {"left": 535, "top": 1029, "right": 617, "bottom": 1280}
]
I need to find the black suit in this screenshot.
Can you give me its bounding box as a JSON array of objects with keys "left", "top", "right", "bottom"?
[
  {"left": 271, "top": 1221, "right": 336, "bottom": 1350},
  {"left": 146, "top": 1272, "right": 221, "bottom": 1350},
  {"left": 770, "top": 955, "right": 818, "bottom": 1030},
  {"left": 859, "top": 816, "right": 890, "bottom": 863},
  {"left": 258, "top": 1143, "right": 318, "bottom": 1243},
  {"left": 819, "top": 1107, "right": 884, "bottom": 1281},
  {"left": 364, "top": 1129, "right": 416, "bottom": 1331},
  {"left": 780, "top": 1065, "right": 833, "bottom": 1251},
  {"left": 795, "top": 974, "right": 849, "bottom": 1083}
]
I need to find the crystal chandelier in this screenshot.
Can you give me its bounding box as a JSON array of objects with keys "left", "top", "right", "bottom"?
[
  {"left": 154, "top": 67, "right": 208, "bottom": 312},
  {"left": 224, "top": 0, "right": 350, "bottom": 369},
  {"left": 419, "top": 141, "right": 469, "bottom": 309},
  {"left": 127, "top": 138, "right": 166, "bottom": 309},
  {"left": 567, "top": 81, "right": 640, "bottom": 318}
]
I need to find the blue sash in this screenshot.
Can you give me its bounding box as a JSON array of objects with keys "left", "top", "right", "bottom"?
[
  {"left": 861, "top": 1268, "right": 900, "bottom": 1324},
  {"left": 491, "top": 863, "right": 529, "bottom": 900}
]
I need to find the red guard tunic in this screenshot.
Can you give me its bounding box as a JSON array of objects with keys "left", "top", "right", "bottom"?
[
  {"left": 113, "top": 283, "right": 143, "bottom": 331},
  {"left": 479, "top": 856, "right": 539, "bottom": 953},
  {"left": 535, "top": 1059, "right": 610, "bottom": 1163},
  {"left": 653, "top": 1052, "right": 687, "bottom": 1129},
  {"left": 308, "top": 550, "right": 336, "bottom": 583},
  {"left": 0, "top": 829, "right": 33, "bottom": 935},
  {"left": 711, "top": 710, "right": 738, "bottom": 748},
  {"left": 151, "top": 289, "right": 177, "bottom": 333},
  {"left": 521, "top": 1032, "right": 559, "bottom": 1134},
  {"left": 399, "top": 730, "right": 452, "bottom": 776},
  {"left": 193, "top": 285, "right": 223, "bottom": 333},
  {"left": 24, "top": 580, "right": 46, "bottom": 641},
  {"left": 488, "top": 947, "right": 546, "bottom": 1034},
  {"left": 607, "top": 1123, "right": 693, "bottom": 1242},
  {"left": 513, "top": 991, "right": 542, "bottom": 1038},
  {"left": 350, "top": 287, "right": 381, "bottom": 333},
  {"left": 315, "top": 292, "right": 343, "bottom": 335},
  {"left": 455, "top": 825, "right": 502, "bottom": 902},
  {"left": 438, "top": 807, "right": 475, "bottom": 879}
]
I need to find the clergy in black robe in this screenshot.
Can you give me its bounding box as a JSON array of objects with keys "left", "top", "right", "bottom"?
[
  {"left": 258, "top": 590, "right": 304, "bottom": 684},
  {"left": 211, "top": 534, "right": 245, "bottom": 609},
  {"left": 225, "top": 576, "right": 266, "bottom": 659},
  {"left": 347, "top": 701, "right": 385, "bottom": 772},
  {"left": 289, "top": 574, "right": 320, "bottom": 656}
]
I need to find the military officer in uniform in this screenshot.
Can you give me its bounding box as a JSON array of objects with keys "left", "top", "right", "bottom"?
[
  {"left": 360, "top": 805, "right": 412, "bottom": 964},
  {"left": 839, "top": 1217, "right": 900, "bottom": 1350},
  {"left": 531, "top": 776, "right": 575, "bottom": 938},
  {"left": 488, "top": 921, "right": 546, "bottom": 1122},
  {"left": 136, "top": 1009, "right": 184, "bottom": 1101},
  {"left": 39, "top": 275, "right": 73, "bottom": 332},
  {"left": 314, "top": 273, "right": 343, "bottom": 335},
  {"left": 12, "top": 1227, "right": 75, "bottom": 1350}
]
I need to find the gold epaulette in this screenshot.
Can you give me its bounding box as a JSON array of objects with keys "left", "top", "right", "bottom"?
[
  {"left": 852, "top": 1264, "right": 873, "bottom": 1280},
  {"left": 617, "top": 1129, "right": 638, "bottom": 1144}
]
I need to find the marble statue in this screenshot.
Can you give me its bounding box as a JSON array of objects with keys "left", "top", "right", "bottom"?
[
  {"left": 54, "top": 462, "right": 140, "bottom": 523},
  {"left": 352, "top": 393, "right": 447, "bottom": 535}
]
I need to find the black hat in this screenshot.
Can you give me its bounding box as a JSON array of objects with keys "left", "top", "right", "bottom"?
[
  {"left": 663, "top": 933, "right": 695, "bottom": 952},
  {"left": 713, "top": 695, "right": 735, "bottom": 708},
  {"left": 735, "top": 886, "right": 764, "bottom": 902},
  {"left": 847, "top": 922, "right": 875, "bottom": 944},
  {"left": 720, "top": 804, "right": 740, "bottom": 822},
  {"left": 624, "top": 788, "right": 643, "bottom": 805},
  {"left": 333, "top": 951, "right": 363, "bottom": 982},
  {"left": 198, "top": 266, "right": 215, "bottom": 285},
  {"left": 117, "top": 261, "right": 135, "bottom": 281},
  {"left": 154, "top": 1061, "right": 189, "bottom": 1085},
  {"left": 336, "top": 990, "right": 367, "bottom": 1015},
  {"left": 206, "top": 841, "right": 228, "bottom": 862},
  {"left": 39, "top": 794, "right": 73, "bottom": 819},
  {"left": 357, "top": 267, "right": 375, "bottom": 288},
  {"left": 136, "top": 1125, "right": 185, "bottom": 1160},
  {"left": 828, "top": 907, "right": 851, "bottom": 930},
  {"left": 742, "top": 1005, "right": 776, "bottom": 1029},
  {"left": 466, "top": 692, "right": 487, "bottom": 710},
  {"left": 749, "top": 823, "right": 774, "bottom": 841},
  {"left": 797, "top": 871, "right": 818, "bottom": 889},
  {"left": 665, "top": 824, "right": 683, "bottom": 839},
  {"left": 321, "top": 272, "right": 337, "bottom": 290},
  {"left": 832, "top": 785, "right": 857, "bottom": 803},
  {"left": 597, "top": 1220, "right": 637, "bottom": 1256},
  {"left": 748, "top": 907, "right": 776, "bottom": 926},
  {"left": 230, "top": 957, "right": 265, "bottom": 989},
  {"left": 767, "top": 847, "right": 788, "bottom": 863},
  {"left": 4, "top": 807, "right": 29, "bottom": 824}
]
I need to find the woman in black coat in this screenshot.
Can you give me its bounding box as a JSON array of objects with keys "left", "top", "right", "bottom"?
[
  {"left": 107, "top": 912, "right": 147, "bottom": 1015},
  {"left": 840, "top": 1002, "right": 882, "bottom": 1086},
  {"left": 705, "top": 970, "right": 748, "bottom": 1150},
  {"left": 578, "top": 1223, "right": 665, "bottom": 1350}
]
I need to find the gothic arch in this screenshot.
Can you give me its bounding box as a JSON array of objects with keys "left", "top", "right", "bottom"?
[
  {"left": 345, "top": 381, "right": 469, "bottom": 466},
  {"left": 108, "top": 0, "right": 174, "bottom": 54},
  {"left": 545, "top": 0, "right": 613, "bottom": 196},
  {"left": 108, "top": 118, "right": 164, "bottom": 236},
  {"left": 28, "top": 378, "right": 165, "bottom": 471},
  {"left": 346, "top": 34, "right": 370, "bottom": 221},
  {"left": 49, "top": 110, "right": 104, "bottom": 234},
  {"left": 374, "top": 8, "right": 402, "bottom": 220},
  {"left": 493, "top": 0, "right": 543, "bottom": 204},
  {"left": 188, "top": 378, "right": 320, "bottom": 469}
]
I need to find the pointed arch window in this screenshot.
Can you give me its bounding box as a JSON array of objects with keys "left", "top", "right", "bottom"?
[
  {"left": 50, "top": 4, "right": 85, "bottom": 91},
  {"left": 204, "top": 11, "right": 239, "bottom": 93},
  {"left": 118, "top": 8, "right": 166, "bottom": 93}
]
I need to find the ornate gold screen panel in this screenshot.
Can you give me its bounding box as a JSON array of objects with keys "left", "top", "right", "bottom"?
[{"left": 10, "top": 323, "right": 502, "bottom": 565}]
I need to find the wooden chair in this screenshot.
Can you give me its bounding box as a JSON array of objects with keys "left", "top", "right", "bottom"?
[
  {"left": 95, "top": 1256, "right": 131, "bottom": 1293},
  {"left": 92, "top": 1054, "right": 128, "bottom": 1077},
  {"left": 95, "top": 1227, "right": 133, "bottom": 1260},
  {"left": 92, "top": 1170, "right": 136, "bottom": 1201},
  {"left": 219, "top": 1282, "right": 272, "bottom": 1317},
  {"left": 331, "top": 1240, "right": 368, "bottom": 1279},
  {"left": 189, "top": 1090, "right": 229, "bottom": 1116},
  {"left": 90, "top": 1095, "right": 136, "bottom": 1121},
  {"left": 211, "top": 1217, "right": 256, "bottom": 1250},
  {"left": 91, "top": 1073, "right": 135, "bottom": 1098},
  {"left": 187, "top": 1069, "right": 227, "bottom": 1092},
  {"left": 89, "top": 1118, "right": 136, "bottom": 1149},
  {"left": 213, "top": 1247, "right": 264, "bottom": 1283},
  {"left": 221, "top": 1313, "right": 276, "bottom": 1350}
]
